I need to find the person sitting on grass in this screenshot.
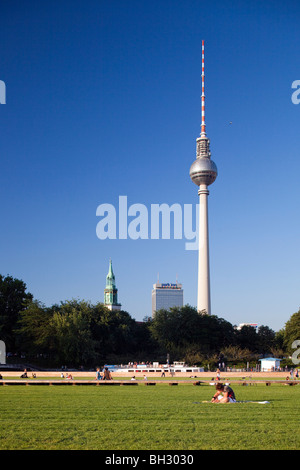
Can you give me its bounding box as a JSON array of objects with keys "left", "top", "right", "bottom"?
[
  {"left": 102, "top": 367, "right": 112, "bottom": 380},
  {"left": 211, "top": 383, "right": 236, "bottom": 403},
  {"left": 20, "top": 369, "right": 28, "bottom": 378}
]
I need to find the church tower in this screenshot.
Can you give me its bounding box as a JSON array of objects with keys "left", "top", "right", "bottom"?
[{"left": 104, "top": 259, "right": 121, "bottom": 311}]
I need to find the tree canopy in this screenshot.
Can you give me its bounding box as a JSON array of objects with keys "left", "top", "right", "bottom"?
[
  {"left": 0, "top": 274, "right": 33, "bottom": 351},
  {"left": 0, "top": 273, "right": 297, "bottom": 368},
  {"left": 148, "top": 305, "right": 235, "bottom": 358},
  {"left": 284, "top": 309, "right": 300, "bottom": 355}
]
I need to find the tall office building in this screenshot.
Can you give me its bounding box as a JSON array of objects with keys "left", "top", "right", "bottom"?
[
  {"left": 104, "top": 259, "right": 121, "bottom": 311},
  {"left": 152, "top": 282, "right": 183, "bottom": 318},
  {"left": 189, "top": 41, "right": 218, "bottom": 315}
]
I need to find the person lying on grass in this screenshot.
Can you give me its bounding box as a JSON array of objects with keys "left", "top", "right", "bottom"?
[{"left": 211, "top": 383, "right": 236, "bottom": 403}]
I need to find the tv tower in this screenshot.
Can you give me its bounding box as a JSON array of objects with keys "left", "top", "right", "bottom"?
[{"left": 189, "top": 41, "right": 218, "bottom": 315}]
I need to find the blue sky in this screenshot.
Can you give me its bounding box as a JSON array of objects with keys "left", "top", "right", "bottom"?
[{"left": 1, "top": 0, "right": 299, "bottom": 332}]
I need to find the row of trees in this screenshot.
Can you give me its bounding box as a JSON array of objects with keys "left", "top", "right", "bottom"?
[{"left": 0, "top": 274, "right": 299, "bottom": 368}]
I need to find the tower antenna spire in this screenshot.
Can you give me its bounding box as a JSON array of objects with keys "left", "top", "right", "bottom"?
[{"left": 201, "top": 40, "right": 206, "bottom": 137}]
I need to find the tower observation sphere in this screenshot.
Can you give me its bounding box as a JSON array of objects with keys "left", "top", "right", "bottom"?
[
  {"left": 190, "top": 140, "right": 218, "bottom": 186},
  {"left": 189, "top": 41, "right": 218, "bottom": 315}
]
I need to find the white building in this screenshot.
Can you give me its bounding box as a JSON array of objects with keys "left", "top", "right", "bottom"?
[
  {"left": 152, "top": 282, "right": 183, "bottom": 318},
  {"left": 259, "top": 357, "right": 281, "bottom": 372},
  {"left": 236, "top": 323, "right": 258, "bottom": 332}
]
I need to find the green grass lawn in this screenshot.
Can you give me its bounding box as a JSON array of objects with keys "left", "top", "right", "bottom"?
[{"left": 0, "top": 383, "right": 299, "bottom": 450}]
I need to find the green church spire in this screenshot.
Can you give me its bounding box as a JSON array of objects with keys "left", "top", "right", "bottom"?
[
  {"left": 104, "top": 259, "right": 121, "bottom": 311},
  {"left": 106, "top": 259, "right": 116, "bottom": 289}
]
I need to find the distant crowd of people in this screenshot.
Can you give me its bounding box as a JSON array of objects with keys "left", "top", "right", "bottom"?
[
  {"left": 20, "top": 369, "right": 36, "bottom": 379},
  {"left": 287, "top": 368, "right": 299, "bottom": 380},
  {"left": 6, "top": 365, "right": 298, "bottom": 382}
]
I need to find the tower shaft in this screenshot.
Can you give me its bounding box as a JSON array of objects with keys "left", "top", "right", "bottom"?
[{"left": 197, "top": 184, "right": 211, "bottom": 314}]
